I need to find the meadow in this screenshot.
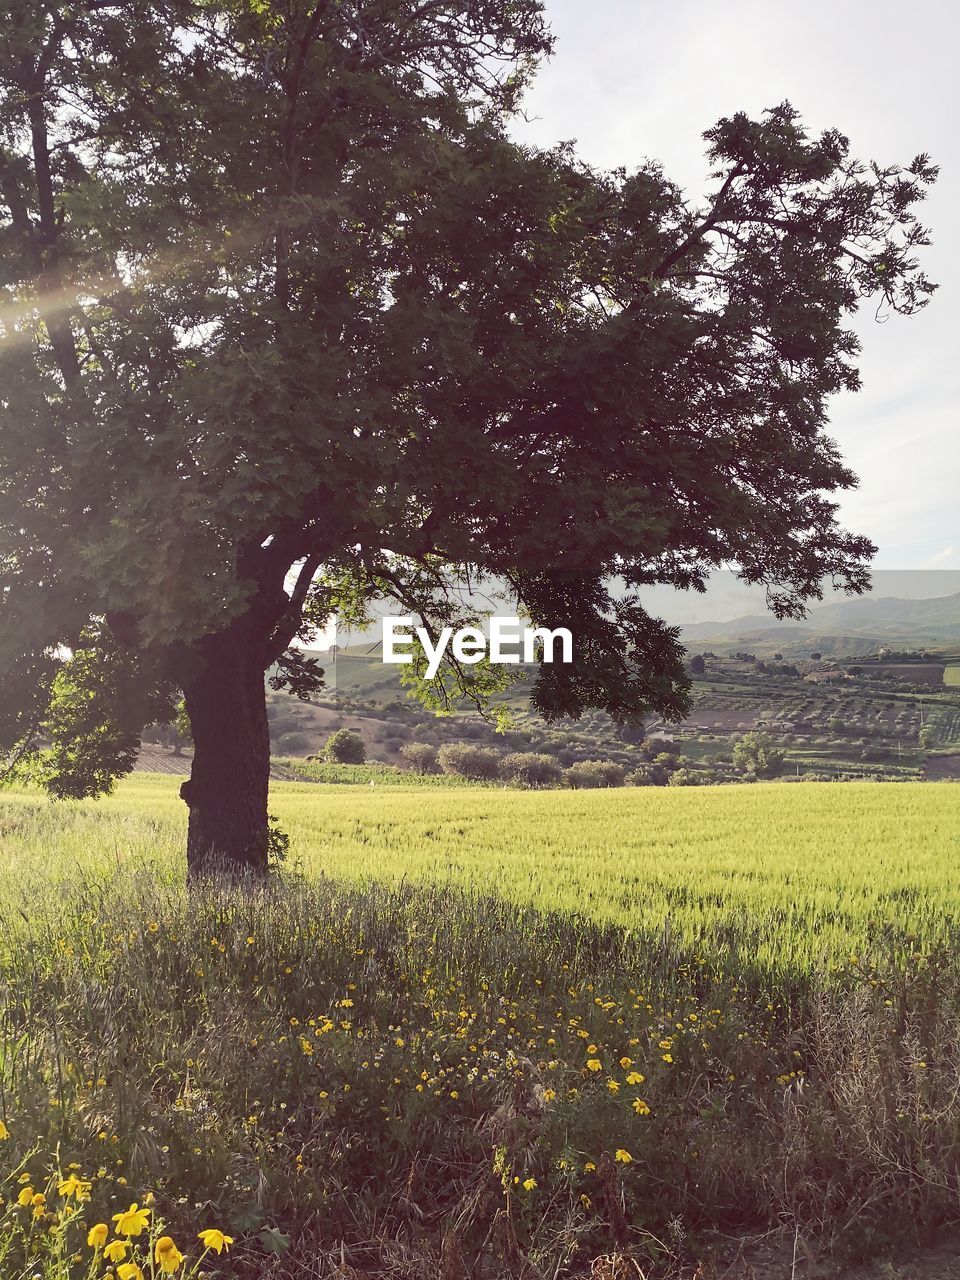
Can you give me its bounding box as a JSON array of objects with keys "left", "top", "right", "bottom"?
[{"left": 1, "top": 777, "right": 960, "bottom": 1276}]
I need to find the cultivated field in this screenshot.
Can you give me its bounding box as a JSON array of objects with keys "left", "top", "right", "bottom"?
[{"left": 2, "top": 777, "right": 960, "bottom": 1276}]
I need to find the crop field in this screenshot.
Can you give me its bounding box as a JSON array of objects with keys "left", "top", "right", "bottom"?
[
  {"left": 3, "top": 777, "right": 960, "bottom": 1275},
  {"left": 944, "top": 664, "right": 960, "bottom": 687},
  {"left": 3, "top": 775, "right": 959, "bottom": 976}
]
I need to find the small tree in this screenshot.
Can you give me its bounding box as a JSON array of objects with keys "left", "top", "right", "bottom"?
[
  {"left": 564, "top": 760, "right": 625, "bottom": 789},
  {"left": 437, "top": 743, "right": 502, "bottom": 781},
  {"left": 400, "top": 743, "right": 439, "bottom": 775},
  {"left": 325, "top": 729, "right": 367, "bottom": 765},
  {"left": 732, "top": 731, "right": 786, "bottom": 779},
  {"left": 689, "top": 654, "right": 706, "bottom": 675},
  {"left": 625, "top": 764, "right": 669, "bottom": 786},
  {"left": 500, "top": 752, "right": 562, "bottom": 788}
]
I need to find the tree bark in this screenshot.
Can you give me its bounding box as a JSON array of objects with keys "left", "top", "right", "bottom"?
[{"left": 179, "top": 610, "right": 271, "bottom": 879}]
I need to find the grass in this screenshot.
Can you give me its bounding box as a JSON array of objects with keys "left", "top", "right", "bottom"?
[{"left": 3, "top": 776, "right": 960, "bottom": 1275}]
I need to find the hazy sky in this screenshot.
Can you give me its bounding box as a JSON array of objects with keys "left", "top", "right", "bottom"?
[{"left": 511, "top": 0, "right": 958, "bottom": 572}]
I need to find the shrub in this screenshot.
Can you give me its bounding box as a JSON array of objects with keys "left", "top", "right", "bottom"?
[
  {"left": 499, "top": 752, "right": 562, "bottom": 788},
  {"left": 437, "top": 743, "right": 501, "bottom": 781},
  {"left": 400, "top": 742, "right": 439, "bottom": 775},
  {"left": 324, "top": 728, "right": 367, "bottom": 764},
  {"left": 668, "top": 767, "right": 703, "bottom": 786},
  {"left": 277, "top": 730, "right": 312, "bottom": 755},
  {"left": 732, "top": 731, "right": 785, "bottom": 779},
  {"left": 625, "top": 764, "right": 669, "bottom": 787},
  {"left": 563, "top": 760, "right": 625, "bottom": 789}
]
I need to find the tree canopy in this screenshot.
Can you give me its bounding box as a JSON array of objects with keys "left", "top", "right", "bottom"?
[{"left": 0, "top": 0, "right": 937, "bottom": 872}]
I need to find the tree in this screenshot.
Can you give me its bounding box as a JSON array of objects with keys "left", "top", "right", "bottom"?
[
  {"left": 400, "top": 742, "right": 439, "bottom": 775},
  {"left": 0, "top": 2, "right": 936, "bottom": 875},
  {"left": 437, "top": 744, "right": 501, "bottom": 781},
  {"left": 689, "top": 654, "right": 706, "bottom": 675},
  {"left": 732, "top": 731, "right": 786, "bottom": 779},
  {"left": 499, "top": 752, "right": 562, "bottom": 787},
  {"left": 325, "top": 729, "right": 366, "bottom": 766}
]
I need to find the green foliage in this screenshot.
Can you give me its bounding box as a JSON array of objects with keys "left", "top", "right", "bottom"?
[
  {"left": 437, "top": 742, "right": 502, "bottom": 781},
  {"left": 399, "top": 742, "right": 439, "bottom": 775},
  {"left": 732, "top": 731, "right": 787, "bottom": 779},
  {"left": 498, "top": 751, "right": 562, "bottom": 787},
  {"left": 30, "top": 634, "right": 173, "bottom": 800},
  {"left": 563, "top": 759, "right": 625, "bottom": 788},
  {"left": 324, "top": 728, "right": 366, "bottom": 765}
]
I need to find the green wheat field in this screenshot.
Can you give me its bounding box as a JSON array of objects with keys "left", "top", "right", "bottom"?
[{"left": 2, "top": 776, "right": 960, "bottom": 1275}]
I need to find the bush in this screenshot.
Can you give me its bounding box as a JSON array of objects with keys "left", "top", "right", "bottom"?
[
  {"left": 400, "top": 742, "right": 439, "bottom": 775},
  {"left": 499, "top": 752, "right": 562, "bottom": 788},
  {"left": 668, "top": 767, "right": 703, "bottom": 786},
  {"left": 437, "top": 742, "right": 502, "bottom": 781},
  {"left": 277, "top": 730, "right": 312, "bottom": 755},
  {"left": 563, "top": 760, "right": 625, "bottom": 789},
  {"left": 732, "top": 731, "right": 785, "bottom": 779},
  {"left": 324, "top": 728, "right": 367, "bottom": 764},
  {"left": 625, "top": 764, "right": 669, "bottom": 787}
]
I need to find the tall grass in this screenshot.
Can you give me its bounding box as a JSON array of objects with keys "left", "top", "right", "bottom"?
[{"left": 1, "top": 778, "right": 959, "bottom": 1274}]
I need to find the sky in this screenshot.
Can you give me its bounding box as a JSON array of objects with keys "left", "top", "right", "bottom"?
[{"left": 510, "top": 0, "right": 958, "bottom": 574}]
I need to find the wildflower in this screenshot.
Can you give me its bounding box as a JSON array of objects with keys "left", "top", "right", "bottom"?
[
  {"left": 543, "top": 1088, "right": 556, "bottom": 1102},
  {"left": 87, "top": 1223, "right": 109, "bottom": 1248},
  {"left": 661, "top": 1053, "right": 673, "bottom": 1064},
  {"left": 113, "top": 1203, "right": 151, "bottom": 1236},
  {"left": 522, "top": 1178, "right": 536, "bottom": 1191},
  {"left": 117, "top": 1264, "right": 144, "bottom": 1280},
  {"left": 0, "top": 1120, "right": 8, "bottom": 1140},
  {"left": 586, "top": 1058, "right": 602, "bottom": 1072},
  {"left": 619, "top": 1057, "right": 633, "bottom": 1069},
  {"left": 17, "top": 1187, "right": 33, "bottom": 1207},
  {"left": 614, "top": 1148, "right": 633, "bottom": 1164},
  {"left": 625, "top": 1072, "right": 645, "bottom": 1085},
  {"left": 632, "top": 1098, "right": 651, "bottom": 1116},
  {"left": 104, "top": 1240, "right": 129, "bottom": 1262},
  {"left": 155, "top": 1236, "right": 185, "bottom": 1273},
  {"left": 198, "top": 1228, "right": 234, "bottom": 1254},
  {"left": 58, "top": 1174, "right": 91, "bottom": 1200}
]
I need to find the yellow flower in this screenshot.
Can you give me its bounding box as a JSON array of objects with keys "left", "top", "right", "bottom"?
[
  {"left": 112, "top": 1203, "right": 151, "bottom": 1236},
  {"left": 155, "top": 1236, "right": 185, "bottom": 1273},
  {"left": 17, "top": 1187, "right": 33, "bottom": 1207},
  {"left": 117, "top": 1264, "right": 144, "bottom": 1280},
  {"left": 87, "top": 1222, "right": 109, "bottom": 1248},
  {"left": 619, "top": 1057, "right": 633, "bottom": 1069},
  {"left": 632, "top": 1098, "right": 651, "bottom": 1116},
  {"left": 104, "top": 1239, "right": 129, "bottom": 1262},
  {"left": 58, "top": 1174, "right": 92, "bottom": 1200},
  {"left": 522, "top": 1178, "right": 536, "bottom": 1191},
  {"left": 0, "top": 1120, "right": 8, "bottom": 1140},
  {"left": 614, "top": 1148, "right": 633, "bottom": 1163},
  {"left": 625, "top": 1072, "right": 645, "bottom": 1085},
  {"left": 586, "top": 1058, "right": 602, "bottom": 1072},
  {"left": 661, "top": 1053, "right": 673, "bottom": 1064},
  {"left": 543, "top": 1088, "right": 556, "bottom": 1102},
  {"left": 198, "top": 1228, "right": 234, "bottom": 1254}
]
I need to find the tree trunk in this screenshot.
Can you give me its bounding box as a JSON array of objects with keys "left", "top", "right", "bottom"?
[{"left": 179, "top": 612, "right": 271, "bottom": 879}]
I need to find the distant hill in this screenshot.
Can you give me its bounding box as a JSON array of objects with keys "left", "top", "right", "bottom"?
[{"left": 680, "top": 591, "right": 960, "bottom": 656}]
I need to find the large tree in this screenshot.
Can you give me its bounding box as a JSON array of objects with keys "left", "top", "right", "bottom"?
[{"left": 0, "top": 0, "right": 936, "bottom": 875}]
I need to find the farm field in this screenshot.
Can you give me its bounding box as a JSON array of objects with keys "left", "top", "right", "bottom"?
[
  {"left": 4, "top": 774, "right": 960, "bottom": 974},
  {"left": 3, "top": 777, "right": 960, "bottom": 1276}
]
